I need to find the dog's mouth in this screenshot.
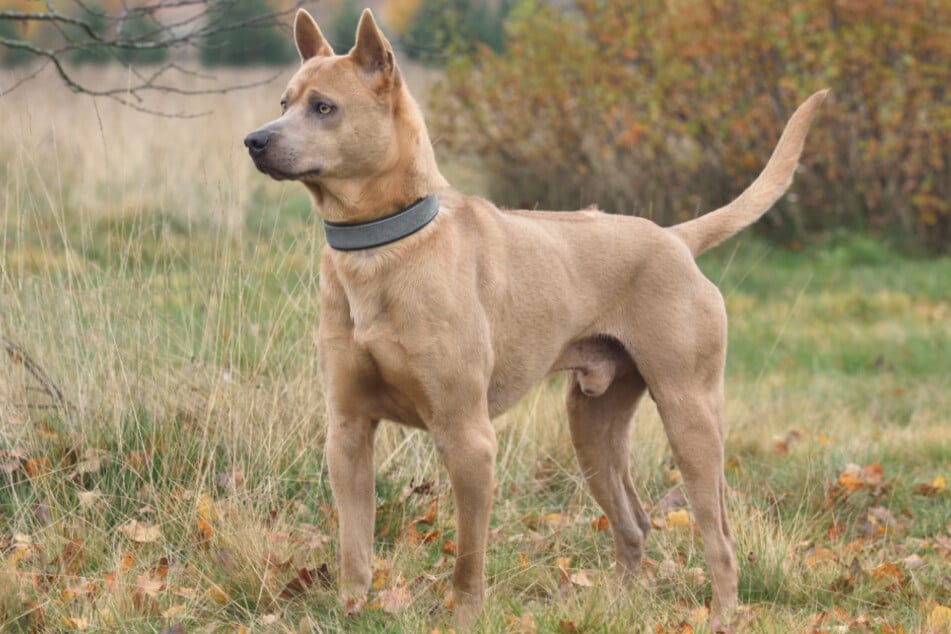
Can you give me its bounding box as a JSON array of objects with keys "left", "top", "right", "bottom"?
[{"left": 251, "top": 159, "right": 321, "bottom": 182}]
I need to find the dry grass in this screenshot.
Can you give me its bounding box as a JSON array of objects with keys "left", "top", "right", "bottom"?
[{"left": 1, "top": 64, "right": 951, "bottom": 633}]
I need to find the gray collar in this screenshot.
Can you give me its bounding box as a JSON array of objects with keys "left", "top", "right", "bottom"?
[{"left": 323, "top": 194, "right": 439, "bottom": 251}]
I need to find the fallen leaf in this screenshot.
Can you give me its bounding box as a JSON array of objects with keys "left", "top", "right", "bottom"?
[
  {"left": 656, "top": 488, "right": 688, "bottom": 513},
  {"left": 902, "top": 554, "right": 926, "bottom": 570},
  {"left": 196, "top": 518, "right": 214, "bottom": 543},
  {"left": 559, "top": 619, "right": 577, "bottom": 633},
  {"left": 666, "top": 509, "right": 691, "bottom": 528},
  {"left": 442, "top": 539, "right": 457, "bottom": 555},
  {"left": 161, "top": 604, "right": 186, "bottom": 618},
  {"left": 372, "top": 567, "right": 389, "bottom": 590},
  {"left": 204, "top": 584, "right": 230, "bottom": 606},
  {"left": 379, "top": 585, "right": 413, "bottom": 613},
  {"left": 60, "top": 617, "right": 89, "bottom": 630},
  {"left": 24, "top": 457, "right": 50, "bottom": 478},
  {"left": 871, "top": 562, "right": 903, "bottom": 583},
  {"left": 915, "top": 475, "right": 947, "bottom": 498},
  {"left": 118, "top": 520, "right": 162, "bottom": 543},
  {"left": 928, "top": 605, "right": 951, "bottom": 629},
  {"left": 590, "top": 515, "right": 609, "bottom": 531},
  {"left": 569, "top": 569, "right": 594, "bottom": 587}
]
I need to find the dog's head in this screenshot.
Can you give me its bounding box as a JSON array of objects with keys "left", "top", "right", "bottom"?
[{"left": 244, "top": 9, "right": 403, "bottom": 187}]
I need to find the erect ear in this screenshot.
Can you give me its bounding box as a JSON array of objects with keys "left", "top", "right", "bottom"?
[
  {"left": 350, "top": 9, "right": 397, "bottom": 78},
  {"left": 294, "top": 9, "right": 333, "bottom": 62}
]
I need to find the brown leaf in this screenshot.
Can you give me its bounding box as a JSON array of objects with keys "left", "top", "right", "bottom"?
[
  {"left": 372, "top": 567, "right": 389, "bottom": 590},
  {"left": 559, "top": 619, "right": 577, "bottom": 633},
  {"left": 24, "top": 457, "right": 50, "bottom": 478},
  {"left": 871, "top": 562, "right": 903, "bottom": 583},
  {"left": 204, "top": 584, "right": 230, "bottom": 606},
  {"left": 195, "top": 518, "right": 215, "bottom": 544},
  {"left": 590, "top": 515, "right": 609, "bottom": 531},
  {"left": 915, "top": 475, "right": 947, "bottom": 498},
  {"left": 118, "top": 520, "right": 162, "bottom": 543},
  {"left": 442, "top": 539, "right": 457, "bottom": 555}
]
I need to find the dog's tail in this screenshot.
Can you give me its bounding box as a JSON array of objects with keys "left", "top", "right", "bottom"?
[{"left": 669, "top": 89, "right": 829, "bottom": 258}]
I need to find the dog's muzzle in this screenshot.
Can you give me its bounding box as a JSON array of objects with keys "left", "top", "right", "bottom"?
[{"left": 244, "top": 129, "right": 271, "bottom": 157}]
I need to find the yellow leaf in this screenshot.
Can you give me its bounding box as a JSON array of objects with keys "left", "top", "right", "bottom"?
[
  {"left": 666, "top": 509, "right": 691, "bottom": 528},
  {"left": 837, "top": 470, "right": 865, "bottom": 492},
  {"left": 204, "top": 584, "right": 230, "bottom": 606},
  {"left": 197, "top": 493, "right": 217, "bottom": 523},
  {"left": 932, "top": 475, "right": 947, "bottom": 492},
  {"left": 545, "top": 512, "right": 565, "bottom": 525},
  {"left": 928, "top": 605, "right": 951, "bottom": 629},
  {"left": 555, "top": 556, "right": 572, "bottom": 571}
]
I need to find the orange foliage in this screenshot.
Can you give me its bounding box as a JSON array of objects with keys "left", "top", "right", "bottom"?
[{"left": 433, "top": 0, "right": 951, "bottom": 251}]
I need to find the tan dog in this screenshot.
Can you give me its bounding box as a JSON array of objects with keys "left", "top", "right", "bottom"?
[{"left": 245, "top": 8, "right": 826, "bottom": 628}]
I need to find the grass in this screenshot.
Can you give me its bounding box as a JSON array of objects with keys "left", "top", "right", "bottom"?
[{"left": 2, "top": 66, "right": 951, "bottom": 633}]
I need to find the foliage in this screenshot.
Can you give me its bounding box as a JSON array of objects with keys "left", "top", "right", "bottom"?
[
  {"left": 329, "top": 0, "right": 362, "bottom": 53},
  {"left": 386, "top": 0, "right": 513, "bottom": 64},
  {"left": 64, "top": 5, "right": 169, "bottom": 66},
  {"left": 199, "top": 0, "right": 296, "bottom": 67},
  {"left": 432, "top": 0, "right": 951, "bottom": 252}
]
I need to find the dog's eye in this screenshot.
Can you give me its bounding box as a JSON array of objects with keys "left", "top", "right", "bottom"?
[
  {"left": 315, "top": 102, "right": 334, "bottom": 116},
  {"left": 280, "top": 99, "right": 287, "bottom": 114}
]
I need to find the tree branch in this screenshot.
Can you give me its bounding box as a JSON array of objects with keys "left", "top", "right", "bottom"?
[{"left": 0, "top": 0, "right": 309, "bottom": 114}]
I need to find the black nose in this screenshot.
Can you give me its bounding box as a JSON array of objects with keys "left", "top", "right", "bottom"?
[{"left": 244, "top": 129, "right": 270, "bottom": 155}]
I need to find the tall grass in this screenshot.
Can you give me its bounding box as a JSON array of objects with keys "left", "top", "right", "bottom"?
[{"left": 1, "top": 66, "right": 950, "bottom": 632}]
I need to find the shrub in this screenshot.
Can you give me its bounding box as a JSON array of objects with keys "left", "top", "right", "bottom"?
[
  {"left": 432, "top": 0, "right": 951, "bottom": 252},
  {"left": 392, "top": 0, "right": 513, "bottom": 64},
  {"left": 200, "top": 0, "right": 295, "bottom": 67}
]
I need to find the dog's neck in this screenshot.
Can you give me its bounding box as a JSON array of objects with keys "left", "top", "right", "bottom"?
[{"left": 305, "top": 86, "right": 448, "bottom": 224}]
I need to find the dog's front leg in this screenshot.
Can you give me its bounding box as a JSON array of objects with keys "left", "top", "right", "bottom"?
[
  {"left": 431, "top": 414, "right": 497, "bottom": 629},
  {"left": 326, "top": 415, "right": 378, "bottom": 607}
]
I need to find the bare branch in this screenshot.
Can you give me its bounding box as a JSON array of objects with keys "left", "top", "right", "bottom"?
[{"left": 0, "top": 0, "right": 309, "bottom": 113}]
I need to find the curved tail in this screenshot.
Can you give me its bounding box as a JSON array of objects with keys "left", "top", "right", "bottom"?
[{"left": 670, "top": 89, "right": 829, "bottom": 257}]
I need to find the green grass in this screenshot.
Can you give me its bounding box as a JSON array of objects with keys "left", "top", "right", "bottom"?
[{"left": 2, "top": 76, "right": 950, "bottom": 630}]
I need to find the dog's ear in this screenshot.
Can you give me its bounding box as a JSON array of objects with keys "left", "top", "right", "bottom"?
[
  {"left": 350, "top": 9, "right": 398, "bottom": 83},
  {"left": 295, "top": 9, "right": 333, "bottom": 62}
]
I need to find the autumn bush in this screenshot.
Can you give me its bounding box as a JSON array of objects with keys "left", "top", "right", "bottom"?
[{"left": 432, "top": 0, "right": 951, "bottom": 252}]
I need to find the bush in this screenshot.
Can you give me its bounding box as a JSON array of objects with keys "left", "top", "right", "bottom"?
[
  {"left": 432, "top": 0, "right": 951, "bottom": 252},
  {"left": 394, "top": 0, "right": 513, "bottom": 64},
  {"left": 200, "top": 0, "right": 295, "bottom": 67}
]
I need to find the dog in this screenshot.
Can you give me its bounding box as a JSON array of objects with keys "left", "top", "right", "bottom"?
[{"left": 244, "top": 8, "right": 826, "bottom": 628}]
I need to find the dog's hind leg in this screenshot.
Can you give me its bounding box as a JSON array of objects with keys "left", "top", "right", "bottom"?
[
  {"left": 326, "top": 416, "right": 379, "bottom": 604},
  {"left": 567, "top": 367, "right": 652, "bottom": 574},
  {"left": 653, "top": 386, "right": 738, "bottom": 621}
]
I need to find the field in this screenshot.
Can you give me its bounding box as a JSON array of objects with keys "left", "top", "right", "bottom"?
[{"left": 2, "top": 66, "right": 951, "bottom": 633}]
